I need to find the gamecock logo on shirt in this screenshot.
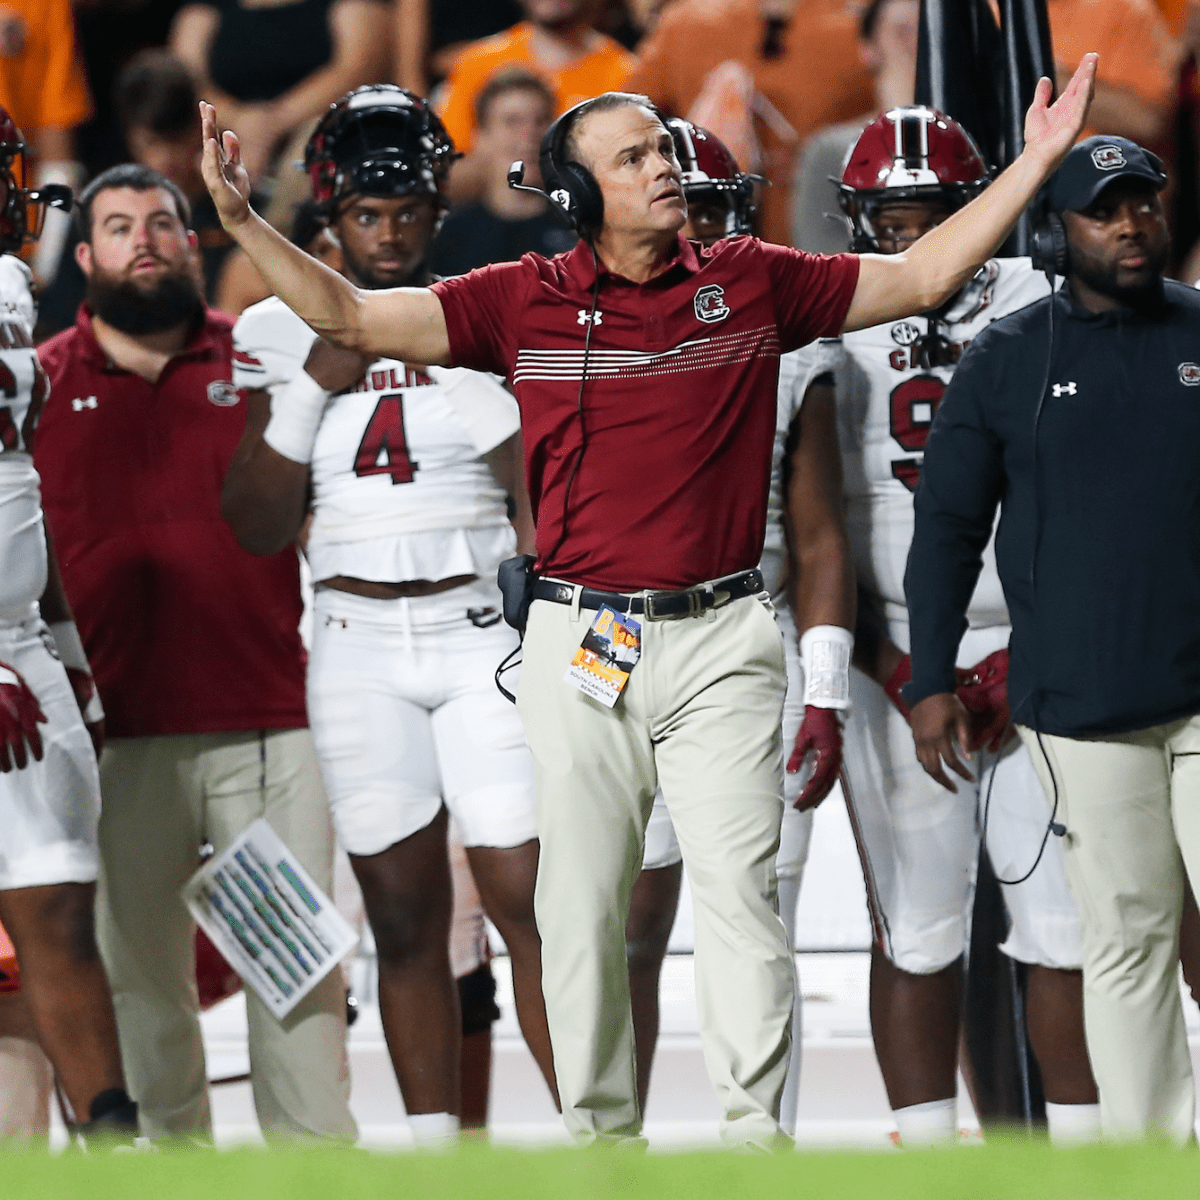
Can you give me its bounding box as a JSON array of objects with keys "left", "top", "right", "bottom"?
[
  {"left": 207, "top": 380, "right": 241, "bottom": 407},
  {"left": 1179, "top": 362, "right": 1200, "bottom": 386},
  {"left": 693, "top": 285, "right": 730, "bottom": 324}
]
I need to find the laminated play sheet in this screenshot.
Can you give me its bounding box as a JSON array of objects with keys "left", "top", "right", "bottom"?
[{"left": 183, "top": 819, "right": 358, "bottom": 1019}]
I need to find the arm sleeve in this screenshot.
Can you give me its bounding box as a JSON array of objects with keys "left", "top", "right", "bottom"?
[
  {"left": 903, "top": 337, "right": 1005, "bottom": 706},
  {"left": 1104, "top": 0, "right": 1180, "bottom": 111},
  {"left": 778, "top": 337, "right": 843, "bottom": 424},
  {"left": 38, "top": 0, "right": 93, "bottom": 130},
  {"left": 430, "top": 261, "right": 530, "bottom": 376},
  {"left": 762, "top": 242, "right": 861, "bottom": 352},
  {"left": 437, "top": 55, "right": 484, "bottom": 153},
  {"left": 625, "top": 13, "right": 679, "bottom": 110}
]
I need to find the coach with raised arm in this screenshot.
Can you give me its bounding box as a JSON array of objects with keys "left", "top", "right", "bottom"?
[
  {"left": 199, "top": 65, "right": 1096, "bottom": 1149},
  {"left": 905, "top": 136, "right": 1200, "bottom": 1144}
]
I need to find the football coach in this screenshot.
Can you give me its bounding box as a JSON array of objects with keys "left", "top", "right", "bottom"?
[
  {"left": 905, "top": 136, "right": 1200, "bottom": 1143},
  {"left": 199, "top": 65, "right": 1096, "bottom": 1149}
]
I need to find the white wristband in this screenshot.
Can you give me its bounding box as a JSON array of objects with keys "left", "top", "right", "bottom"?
[
  {"left": 263, "top": 371, "right": 331, "bottom": 464},
  {"left": 800, "top": 624, "right": 854, "bottom": 709},
  {"left": 48, "top": 621, "right": 88, "bottom": 671},
  {"left": 0, "top": 665, "right": 17, "bottom": 687}
]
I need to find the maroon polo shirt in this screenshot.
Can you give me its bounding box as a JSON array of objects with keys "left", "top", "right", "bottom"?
[
  {"left": 432, "top": 235, "right": 859, "bottom": 591},
  {"left": 35, "top": 307, "right": 308, "bottom": 739}
]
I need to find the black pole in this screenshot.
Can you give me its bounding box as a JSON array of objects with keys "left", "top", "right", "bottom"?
[{"left": 1000, "top": 0, "right": 1056, "bottom": 252}]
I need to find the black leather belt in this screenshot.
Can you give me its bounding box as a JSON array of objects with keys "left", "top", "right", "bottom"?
[{"left": 531, "top": 569, "right": 764, "bottom": 620}]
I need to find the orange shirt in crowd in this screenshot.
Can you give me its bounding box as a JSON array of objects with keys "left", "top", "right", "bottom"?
[
  {"left": 1047, "top": 0, "right": 1180, "bottom": 138},
  {"left": 0, "top": 0, "right": 92, "bottom": 141},
  {"left": 1153, "top": 0, "right": 1189, "bottom": 36},
  {"left": 628, "top": 0, "right": 874, "bottom": 245},
  {"left": 438, "top": 22, "right": 635, "bottom": 153}
]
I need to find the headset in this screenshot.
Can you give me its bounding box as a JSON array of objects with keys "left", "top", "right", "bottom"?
[
  {"left": 1028, "top": 188, "right": 1069, "bottom": 279},
  {"left": 507, "top": 101, "right": 605, "bottom": 234},
  {"left": 508, "top": 96, "right": 671, "bottom": 236}
]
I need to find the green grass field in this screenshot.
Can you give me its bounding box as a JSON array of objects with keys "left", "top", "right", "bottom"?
[{"left": 1, "top": 1138, "right": 1194, "bottom": 1200}]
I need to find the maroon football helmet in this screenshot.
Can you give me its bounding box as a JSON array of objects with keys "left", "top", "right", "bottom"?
[
  {"left": 667, "top": 118, "right": 757, "bottom": 238},
  {"left": 0, "top": 108, "right": 72, "bottom": 255},
  {"left": 838, "top": 106, "right": 989, "bottom": 252}
]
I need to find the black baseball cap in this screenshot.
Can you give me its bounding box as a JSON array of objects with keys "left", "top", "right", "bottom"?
[{"left": 1045, "top": 135, "right": 1168, "bottom": 214}]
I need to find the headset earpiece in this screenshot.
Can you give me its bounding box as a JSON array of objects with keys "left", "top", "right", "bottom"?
[
  {"left": 1030, "top": 209, "right": 1068, "bottom": 278},
  {"left": 537, "top": 103, "right": 604, "bottom": 234}
]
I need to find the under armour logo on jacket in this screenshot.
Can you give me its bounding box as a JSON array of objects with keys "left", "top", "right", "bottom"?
[
  {"left": 72, "top": 396, "right": 98, "bottom": 411},
  {"left": 1051, "top": 382, "right": 1077, "bottom": 397},
  {"left": 577, "top": 309, "right": 603, "bottom": 326}
]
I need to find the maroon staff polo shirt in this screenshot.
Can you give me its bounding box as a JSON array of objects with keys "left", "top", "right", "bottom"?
[
  {"left": 432, "top": 234, "right": 859, "bottom": 592},
  {"left": 35, "top": 307, "right": 309, "bottom": 739}
]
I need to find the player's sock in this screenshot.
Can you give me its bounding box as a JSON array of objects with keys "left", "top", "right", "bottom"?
[
  {"left": 1045, "top": 1101, "right": 1101, "bottom": 1146},
  {"left": 408, "top": 1111, "right": 460, "bottom": 1146},
  {"left": 892, "top": 1097, "right": 956, "bottom": 1147}
]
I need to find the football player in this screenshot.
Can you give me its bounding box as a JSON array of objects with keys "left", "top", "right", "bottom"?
[
  {"left": 0, "top": 110, "right": 140, "bottom": 1144},
  {"left": 223, "top": 87, "right": 556, "bottom": 1140},
  {"left": 625, "top": 120, "right": 852, "bottom": 1132},
  {"left": 828, "top": 106, "right": 1098, "bottom": 1146}
]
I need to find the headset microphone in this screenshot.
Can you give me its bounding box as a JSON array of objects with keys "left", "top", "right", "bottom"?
[
  {"left": 1050, "top": 821, "right": 1067, "bottom": 837},
  {"left": 507, "top": 160, "right": 547, "bottom": 199}
]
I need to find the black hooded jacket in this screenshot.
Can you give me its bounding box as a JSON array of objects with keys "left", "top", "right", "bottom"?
[{"left": 904, "top": 280, "right": 1200, "bottom": 736}]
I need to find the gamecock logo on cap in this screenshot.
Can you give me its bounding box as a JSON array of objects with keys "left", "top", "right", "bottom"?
[
  {"left": 1179, "top": 362, "right": 1200, "bottom": 386},
  {"left": 694, "top": 284, "right": 730, "bottom": 324},
  {"left": 1092, "top": 145, "right": 1126, "bottom": 171}
]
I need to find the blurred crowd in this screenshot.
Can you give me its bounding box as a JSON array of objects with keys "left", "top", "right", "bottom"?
[{"left": 10, "top": 0, "right": 1200, "bottom": 338}]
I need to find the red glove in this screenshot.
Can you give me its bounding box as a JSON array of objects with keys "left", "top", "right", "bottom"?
[
  {"left": 0, "top": 662, "right": 47, "bottom": 773},
  {"left": 787, "top": 706, "right": 843, "bottom": 811},
  {"left": 956, "top": 648, "right": 1012, "bottom": 753},
  {"left": 883, "top": 654, "right": 913, "bottom": 719}
]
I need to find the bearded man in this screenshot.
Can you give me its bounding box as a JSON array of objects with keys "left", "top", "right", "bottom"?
[{"left": 34, "top": 164, "right": 357, "bottom": 1144}]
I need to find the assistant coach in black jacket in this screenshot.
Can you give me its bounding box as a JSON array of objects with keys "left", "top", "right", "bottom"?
[{"left": 903, "top": 136, "right": 1200, "bottom": 1143}]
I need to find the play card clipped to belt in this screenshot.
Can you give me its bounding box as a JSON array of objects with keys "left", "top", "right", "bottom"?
[
  {"left": 183, "top": 819, "right": 358, "bottom": 1019},
  {"left": 565, "top": 605, "right": 641, "bottom": 707}
]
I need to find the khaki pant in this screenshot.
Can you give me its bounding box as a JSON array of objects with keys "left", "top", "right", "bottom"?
[
  {"left": 1019, "top": 716, "right": 1200, "bottom": 1142},
  {"left": 518, "top": 591, "right": 792, "bottom": 1148},
  {"left": 96, "top": 729, "right": 356, "bottom": 1143}
]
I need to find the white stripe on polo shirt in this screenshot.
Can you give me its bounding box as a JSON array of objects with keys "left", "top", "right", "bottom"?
[{"left": 512, "top": 325, "right": 780, "bottom": 383}]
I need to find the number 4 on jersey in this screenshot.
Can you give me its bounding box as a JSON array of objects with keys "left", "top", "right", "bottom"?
[{"left": 354, "top": 393, "right": 419, "bottom": 485}]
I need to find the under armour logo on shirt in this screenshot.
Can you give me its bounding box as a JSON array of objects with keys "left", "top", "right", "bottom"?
[
  {"left": 1051, "top": 382, "right": 1077, "bottom": 397},
  {"left": 72, "top": 396, "right": 98, "bottom": 411},
  {"left": 577, "top": 309, "right": 603, "bottom": 326}
]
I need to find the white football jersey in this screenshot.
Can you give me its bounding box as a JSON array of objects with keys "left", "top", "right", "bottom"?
[
  {"left": 831, "top": 257, "right": 1050, "bottom": 626},
  {"left": 759, "top": 340, "right": 842, "bottom": 602},
  {"left": 233, "top": 298, "right": 521, "bottom": 585},
  {"left": 0, "top": 255, "right": 47, "bottom": 618}
]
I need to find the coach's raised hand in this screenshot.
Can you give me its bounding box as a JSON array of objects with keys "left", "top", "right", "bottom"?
[
  {"left": 200, "top": 102, "right": 252, "bottom": 231},
  {"left": 1023, "top": 54, "right": 1099, "bottom": 171}
]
